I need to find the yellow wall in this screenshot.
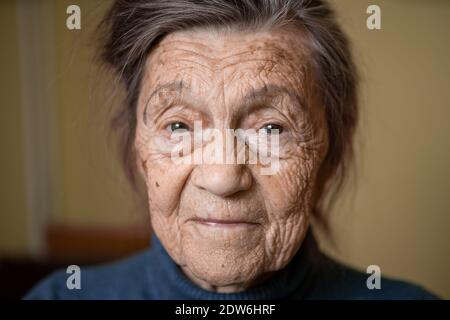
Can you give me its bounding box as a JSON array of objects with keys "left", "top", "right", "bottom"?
[
  {"left": 0, "top": 0, "right": 28, "bottom": 256},
  {"left": 327, "top": 0, "right": 450, "bottom": 299},
  {"left": 0, "top": 0, "right": 449, "bottom": 298},
  {"left": 51, "top": 0, "right": 138, "bottom": 227}
]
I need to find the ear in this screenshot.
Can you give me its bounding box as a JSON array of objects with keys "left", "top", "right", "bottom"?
[
  {"left": 134, "top": 148, "right": 147, "bottom": 179},
  {"left": 310, "top": 152, "right": 334, "bottom": 212}
]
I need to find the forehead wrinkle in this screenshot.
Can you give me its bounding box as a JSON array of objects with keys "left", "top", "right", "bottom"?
[
  {"left": 219, "top": 58, "right": 279, "bottom": 72},
  {"left": 157, "top": 38, "right": 216, "bottom": 55},
  {"left": 156, "top": 35, "right": 299, "bottom": 70},
  {"left": 221, "top": 58, "right": 309, "bottom": 114},
  {"left": 152, "top": 31, "right": 307, "bottom": 81},
  {"left": 172, "top": 58, "right": 215, "bottom": 73},
  {"left": 220, "top": 53, "right": 304, "bottom": 84},
  {"left": 217, "top": 46, "right": 293, "bottom": 66},
  {"left": 154, "top": 65, "right": 213, "bottom": 90},
  {"left": 158, "top": 49, "right": 216, "bottom": 69},
  {"left": 144, "top": 31, "right": 311, "bottom": 126}
]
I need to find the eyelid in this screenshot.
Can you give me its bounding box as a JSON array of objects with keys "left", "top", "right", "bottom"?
[
  {"left": 152, "top": 105, "right": 200, "bottom": 129},
  {"left": 260, "top": 122, "right": 283, "bottom": 128},
  {"left": 144, "top": 90, "right": 192, "bottom": 125},
  {"left": 143, "top": 95, "right": 177, "bottom": 126},
  {"left": 245, "top": 114, "right": 287, "bottom": 131},
  {"left": 254, "top": 107, "right": 313, "bottom": 139},
  {"left": 144, "top": 90, "right": 212, "bottom": 124}
]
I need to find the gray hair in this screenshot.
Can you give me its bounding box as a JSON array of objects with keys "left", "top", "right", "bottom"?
[{"left": 100, "top": 0, "right": 358, "bottom": 235}]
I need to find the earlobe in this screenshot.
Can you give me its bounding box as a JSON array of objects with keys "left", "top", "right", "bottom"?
[{"left": 135, "top": 150, "right": 148, "bottom": 179}]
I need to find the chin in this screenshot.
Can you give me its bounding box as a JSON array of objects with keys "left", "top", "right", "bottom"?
[
  {"left": 180, "top": 235, "right": 267, "bottom": 287},
  {"left": 186, "top": 255, "right": 266, "bottom": 289}
]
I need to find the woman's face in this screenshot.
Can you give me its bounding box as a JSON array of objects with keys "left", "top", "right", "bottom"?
[{"left": 134, "top": 27, "right": 329, "bottom": 292}]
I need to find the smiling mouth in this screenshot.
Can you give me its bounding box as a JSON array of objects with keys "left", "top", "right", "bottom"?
[{"left": 189, "top": 217, "right": 259, "bottom": 228}]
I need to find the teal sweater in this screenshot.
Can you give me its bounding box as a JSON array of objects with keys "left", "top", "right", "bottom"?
[{"left": 24, "top": 232, "right": 437, "bottom": 300}]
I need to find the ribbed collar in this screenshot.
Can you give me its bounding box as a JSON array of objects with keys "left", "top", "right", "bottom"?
[{"left": 149, "top": 229, "right": 319, "bottom": 300}]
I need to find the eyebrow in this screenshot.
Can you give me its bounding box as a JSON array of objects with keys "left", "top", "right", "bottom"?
[
  {"left": 239, "top": 84, "right": 307, "bottom": 116},
  {"left": 143, "top": 80, "right": 185, "bottom": 125},
  {"left": 143, "top": 81, "right": 306, "bottom": 124}
]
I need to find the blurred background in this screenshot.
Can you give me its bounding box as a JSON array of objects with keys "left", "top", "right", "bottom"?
[{"left": 0, "top": 0, "right": 449, "bottom": 299}]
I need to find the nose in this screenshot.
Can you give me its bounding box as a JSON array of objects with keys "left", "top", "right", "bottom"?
[{"left": 191, "top": 164, "right": 252, "bottom": 198}]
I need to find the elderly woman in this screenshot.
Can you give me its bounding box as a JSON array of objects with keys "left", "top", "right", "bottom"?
[{"left": 26, "top": 0, "right": 436, "bottom": 299}]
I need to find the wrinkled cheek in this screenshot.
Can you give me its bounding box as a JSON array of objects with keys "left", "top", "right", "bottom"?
[
  {"left": 261, "top": 156, "right": 319, "bottom": 270},
  {"left": 143, "top": 159, "right": 193, "bottom": 216},
  {"left": 266, "top": 214, "right": 309, "bottom": 271},
  {"left": 135, "top": 134, "right": 195, "bottom": 262},
  {"left": 264, "top": 157, "right": 316, "bottom": 211},
  {"left": 141, "top": 159, "right": 194, "bottom": 264}
]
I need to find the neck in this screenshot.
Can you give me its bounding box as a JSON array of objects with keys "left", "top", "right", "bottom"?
[{"left": 180, "top": 265, "right": 275, "bottom": 293}]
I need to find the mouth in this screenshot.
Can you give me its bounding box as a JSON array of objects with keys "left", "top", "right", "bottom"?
[{"left": 188, "top": 217, "right": 259, "bottom": 228}]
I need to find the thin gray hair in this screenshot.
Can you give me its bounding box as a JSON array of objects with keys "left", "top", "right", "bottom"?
[{"left": 100, "top": 0, "right": 358, "bottom": 237}]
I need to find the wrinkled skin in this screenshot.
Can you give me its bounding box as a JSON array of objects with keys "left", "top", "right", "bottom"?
[{"left": 134, "top": 27, "right": 329, "bottom": 293}]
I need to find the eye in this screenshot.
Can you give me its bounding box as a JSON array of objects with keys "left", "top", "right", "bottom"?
[
  {"left": 261, "top": 123, "right": 283, "bottom": 134},
  {"left": 166, "top": 121, "right": 190, "bottom": 133}
]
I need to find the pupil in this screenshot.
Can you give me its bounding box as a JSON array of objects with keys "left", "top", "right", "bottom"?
[
  {"left": 265, "top": 124, "right": 282, "bottom": 134},
  {"left": 171, "top": 122, "right": 187, "bottom": 132}
]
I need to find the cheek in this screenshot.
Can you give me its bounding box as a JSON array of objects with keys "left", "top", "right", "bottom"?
[
  {"left": 139, "top": 154, "right": 195, "bottom": 264},
  {"left": 258, "top": 153, "right": 320, "bottom": 214},
  {"left": 135, "top": 124, "right": 193, "bottom": 216},
  {"left": 254, "top": 148, "right": 323, "bottom": 269},
  {"left": 144, "top": 161, "right": 191, "bottom": 216}
]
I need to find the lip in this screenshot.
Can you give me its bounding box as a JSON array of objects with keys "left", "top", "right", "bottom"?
[{"left": 188, "top": 217, "right": 259, "bottom": 227}]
